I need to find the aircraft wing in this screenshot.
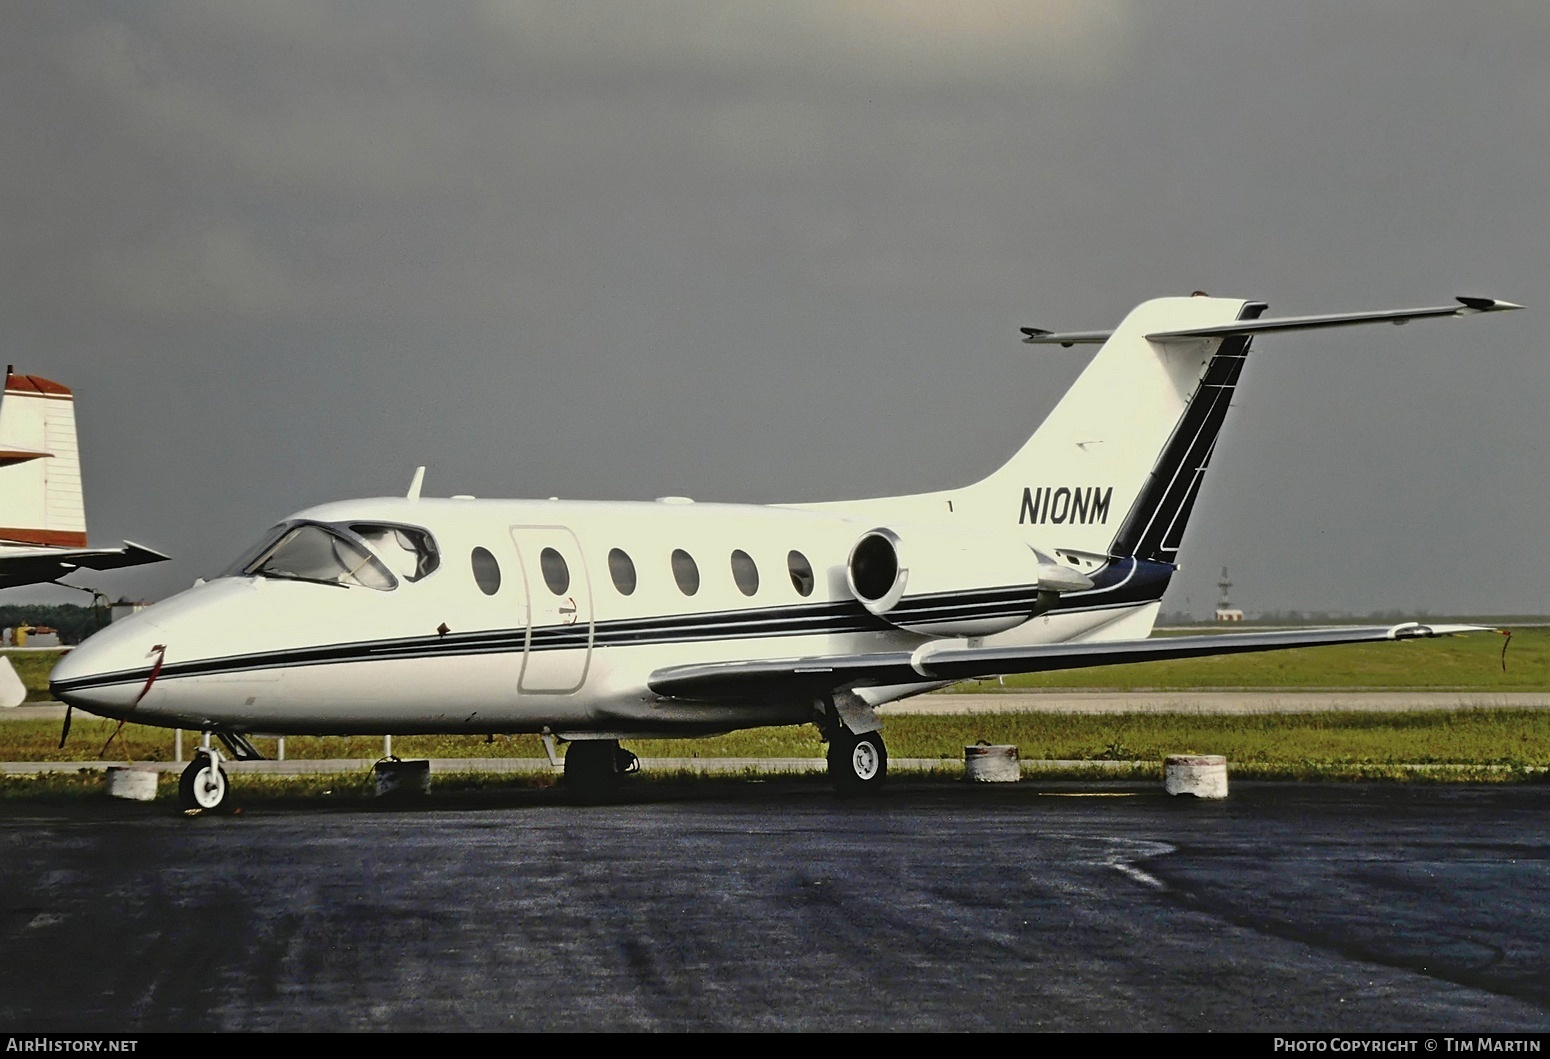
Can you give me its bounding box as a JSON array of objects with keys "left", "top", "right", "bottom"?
[
  {"left": 647, "top": 622, "right": 1488, "bottom": 704},
  {"left": 0, "top": 540, "right": 171, "bottom": 590}
]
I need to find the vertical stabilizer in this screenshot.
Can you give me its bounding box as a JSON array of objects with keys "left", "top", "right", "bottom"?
[
  {"left": 960, "top": 295, "right": 1262, "bottom": 561},
  {"left": 807, "top": 296, "right": 1264, "bottom": 577},
  {"left": 0, "top": 371, "right": 87, "bottom": 548}
]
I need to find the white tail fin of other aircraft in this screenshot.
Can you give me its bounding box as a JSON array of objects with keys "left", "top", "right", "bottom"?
[
  {"left": 48, "top": 294, "right": 1517, "bottom": 808},
  {"left": 0, "top": 368, "right": 169, "bottom": 590},
  {"left": 0, "top": 371, "right": 86, "bottom": 548}
]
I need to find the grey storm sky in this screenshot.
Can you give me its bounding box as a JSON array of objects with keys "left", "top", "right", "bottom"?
[{"left": 2, "top": 1, "right": 1546, "bottom": 617}]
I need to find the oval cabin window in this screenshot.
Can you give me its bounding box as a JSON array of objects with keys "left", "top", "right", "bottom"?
[
  {"left": 671, "top": 549, "right": 700, "bottom": 596},
  {"left": 471, "top": 547, "right": 501, "bottom": 595},
  {"left": 539, "top": 547, "right": 570, "bottom": 595},
  {"left": 787, "top": 550, "right": 814, "bottom": 597},
  {"left": 608, "top": 548, "right": 637, "bottom": 596},
  {"left": 730, "top": 550, "right": 759, "bottom": 596}
]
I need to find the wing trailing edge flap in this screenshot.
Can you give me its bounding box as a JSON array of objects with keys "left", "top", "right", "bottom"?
[{"left": 647, "top": 622, "right": 1489, "bottom": 704}]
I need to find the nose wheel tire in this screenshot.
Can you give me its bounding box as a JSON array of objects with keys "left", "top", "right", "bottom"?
[
  {"left": 179, "top": 754, "right": 232, "bottom": 813},
  {"left": 827, "top": 729, "right": 887, "bottom": 795}
]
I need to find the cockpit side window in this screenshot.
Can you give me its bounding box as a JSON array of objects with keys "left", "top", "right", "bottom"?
[
  {"left": 220, "top": 524, "right": 291, "bottom": 579},
  {"left": 229, "top": 522, "right": 397, "bottom": 591},
  {"left": 349, "top": 523, "right": 440, "bottom": 582}
]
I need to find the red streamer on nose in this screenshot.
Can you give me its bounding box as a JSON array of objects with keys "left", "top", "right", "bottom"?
[
  {"left": 99, "top": 644, "right": 167, "bottom": 760},
  {"left": 133, "top": 645, "right": 168, "bottom": 705}
]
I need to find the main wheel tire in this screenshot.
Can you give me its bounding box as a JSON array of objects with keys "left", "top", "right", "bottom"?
[
  {"left": 828, "top": 729, "right": 888, "bottom": 796},
  {"left": 564, "top": 739, "right": 623, "bottom": 803},
  {"left": 178, "top": 755, "right": 232, "bottom": 813}
]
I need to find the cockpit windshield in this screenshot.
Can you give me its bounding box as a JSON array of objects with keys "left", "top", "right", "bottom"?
[{"left": 223, "top": 522, "right": 397, "bottom": 590}]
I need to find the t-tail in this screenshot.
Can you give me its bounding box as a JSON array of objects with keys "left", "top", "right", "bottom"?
[
  {"left": 814, "top": 293, "right": 1519, "bottom": 635},
  {"left": 820, "top": 296, "right": 1264, "bottom": 582},
  {"left": 975, "top": 294, "right": 1264, "bottom": 567}
]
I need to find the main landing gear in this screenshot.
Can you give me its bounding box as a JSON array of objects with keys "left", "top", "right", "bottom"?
[
  {"left": 818, "top": 693, "right": 888, "bottom": 796},
  {"left": 563, "top": 739, "right": 640, "bottom": 803},
  {"left": 827, "top": 727, "right": 888, "bottom": 795}
]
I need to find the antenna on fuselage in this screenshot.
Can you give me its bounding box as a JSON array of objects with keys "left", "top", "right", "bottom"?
[{"left": 406, "top": 466, "right": 425, "bottom": 500}]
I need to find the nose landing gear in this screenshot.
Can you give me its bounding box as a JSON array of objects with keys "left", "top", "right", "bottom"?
[
  {"left": 178, "top": 751, "right": 231, "bottom": 813},
  {"left": 178, "top": 733, "right": 234, "bottom": 813}
]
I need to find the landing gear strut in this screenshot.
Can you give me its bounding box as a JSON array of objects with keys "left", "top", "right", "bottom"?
[
  {"left": 563, "top": 739, "right": 638, "bottom": 803},
  {"left": 178, "top": 737, "right": 232, "bottom": 813}
]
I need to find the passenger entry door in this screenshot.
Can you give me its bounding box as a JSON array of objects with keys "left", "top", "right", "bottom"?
[{"left": 510, "top": 526, "right": 593, "bottom": 693}]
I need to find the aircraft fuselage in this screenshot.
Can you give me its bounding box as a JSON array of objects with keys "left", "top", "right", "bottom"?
[{"left": 50, "top": 495, "right": 1157, "bottom": 738}]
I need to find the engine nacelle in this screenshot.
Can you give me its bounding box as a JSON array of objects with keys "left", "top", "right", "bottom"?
[{"left": 845, "top": 524, "right": 1093, "bottom": 638}]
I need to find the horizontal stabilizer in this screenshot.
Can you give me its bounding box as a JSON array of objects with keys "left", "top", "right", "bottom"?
[
  {"left": 1017, "top": 327, "right": 1113, "bottom": 346},
  {"left": 1022, "top": 296, "right": 1521, "bottom": 346},
  {"left": 649, "top": 622, "right": 1488, "bottom": 703},
  {"left": 0, "top": 447, "right": 52, "bottom": 465},
  {"left": 69, "top": 540, "right": 172, "bottom": 572},
  {"left": 1147, "top": 297, "right": 1522, "bottom": 341},
  {"left": 0, "top": 540, "right": 171, "bottom": 590}
]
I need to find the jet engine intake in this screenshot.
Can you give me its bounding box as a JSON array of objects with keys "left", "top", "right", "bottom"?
[{"left": 845, "top": 525, "right": 1093, "bottom": 638}]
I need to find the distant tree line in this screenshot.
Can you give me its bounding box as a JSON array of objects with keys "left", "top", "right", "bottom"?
[{"left": 0, "top": 603, "right": 110, "bottom": 646}]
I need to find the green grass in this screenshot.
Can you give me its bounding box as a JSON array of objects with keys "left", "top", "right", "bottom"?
[
  {"left": 887, "top": 708, "right": 1550, "bottom": 767},
  {"left": 14, "top": 708, "right": 1548, "bottom": 771},
  {"left": 629, "top": 709, "right": 1550, "bottom": 771}
]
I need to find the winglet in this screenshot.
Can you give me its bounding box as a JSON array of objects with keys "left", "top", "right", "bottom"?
[{"left": 406, "top": 466, "right": 425, "bottom": 501}]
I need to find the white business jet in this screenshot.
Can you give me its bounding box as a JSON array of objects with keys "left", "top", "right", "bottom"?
[{"left": 50, "top": 294, "right": 1518, "bottom": 810}]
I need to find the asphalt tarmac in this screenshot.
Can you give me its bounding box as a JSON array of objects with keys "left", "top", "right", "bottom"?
[{"left": 0, "top": 777, "right": 1545, "bottom": 1033}]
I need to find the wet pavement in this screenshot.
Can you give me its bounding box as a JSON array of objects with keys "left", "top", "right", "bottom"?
[{"left": 0, "top": 777, "right": 1545, "bottom": 1032}]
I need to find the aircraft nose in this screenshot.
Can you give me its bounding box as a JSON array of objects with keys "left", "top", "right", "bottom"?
[{"left": 50, "top": 616, "right": 169, "bottom": 719}]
